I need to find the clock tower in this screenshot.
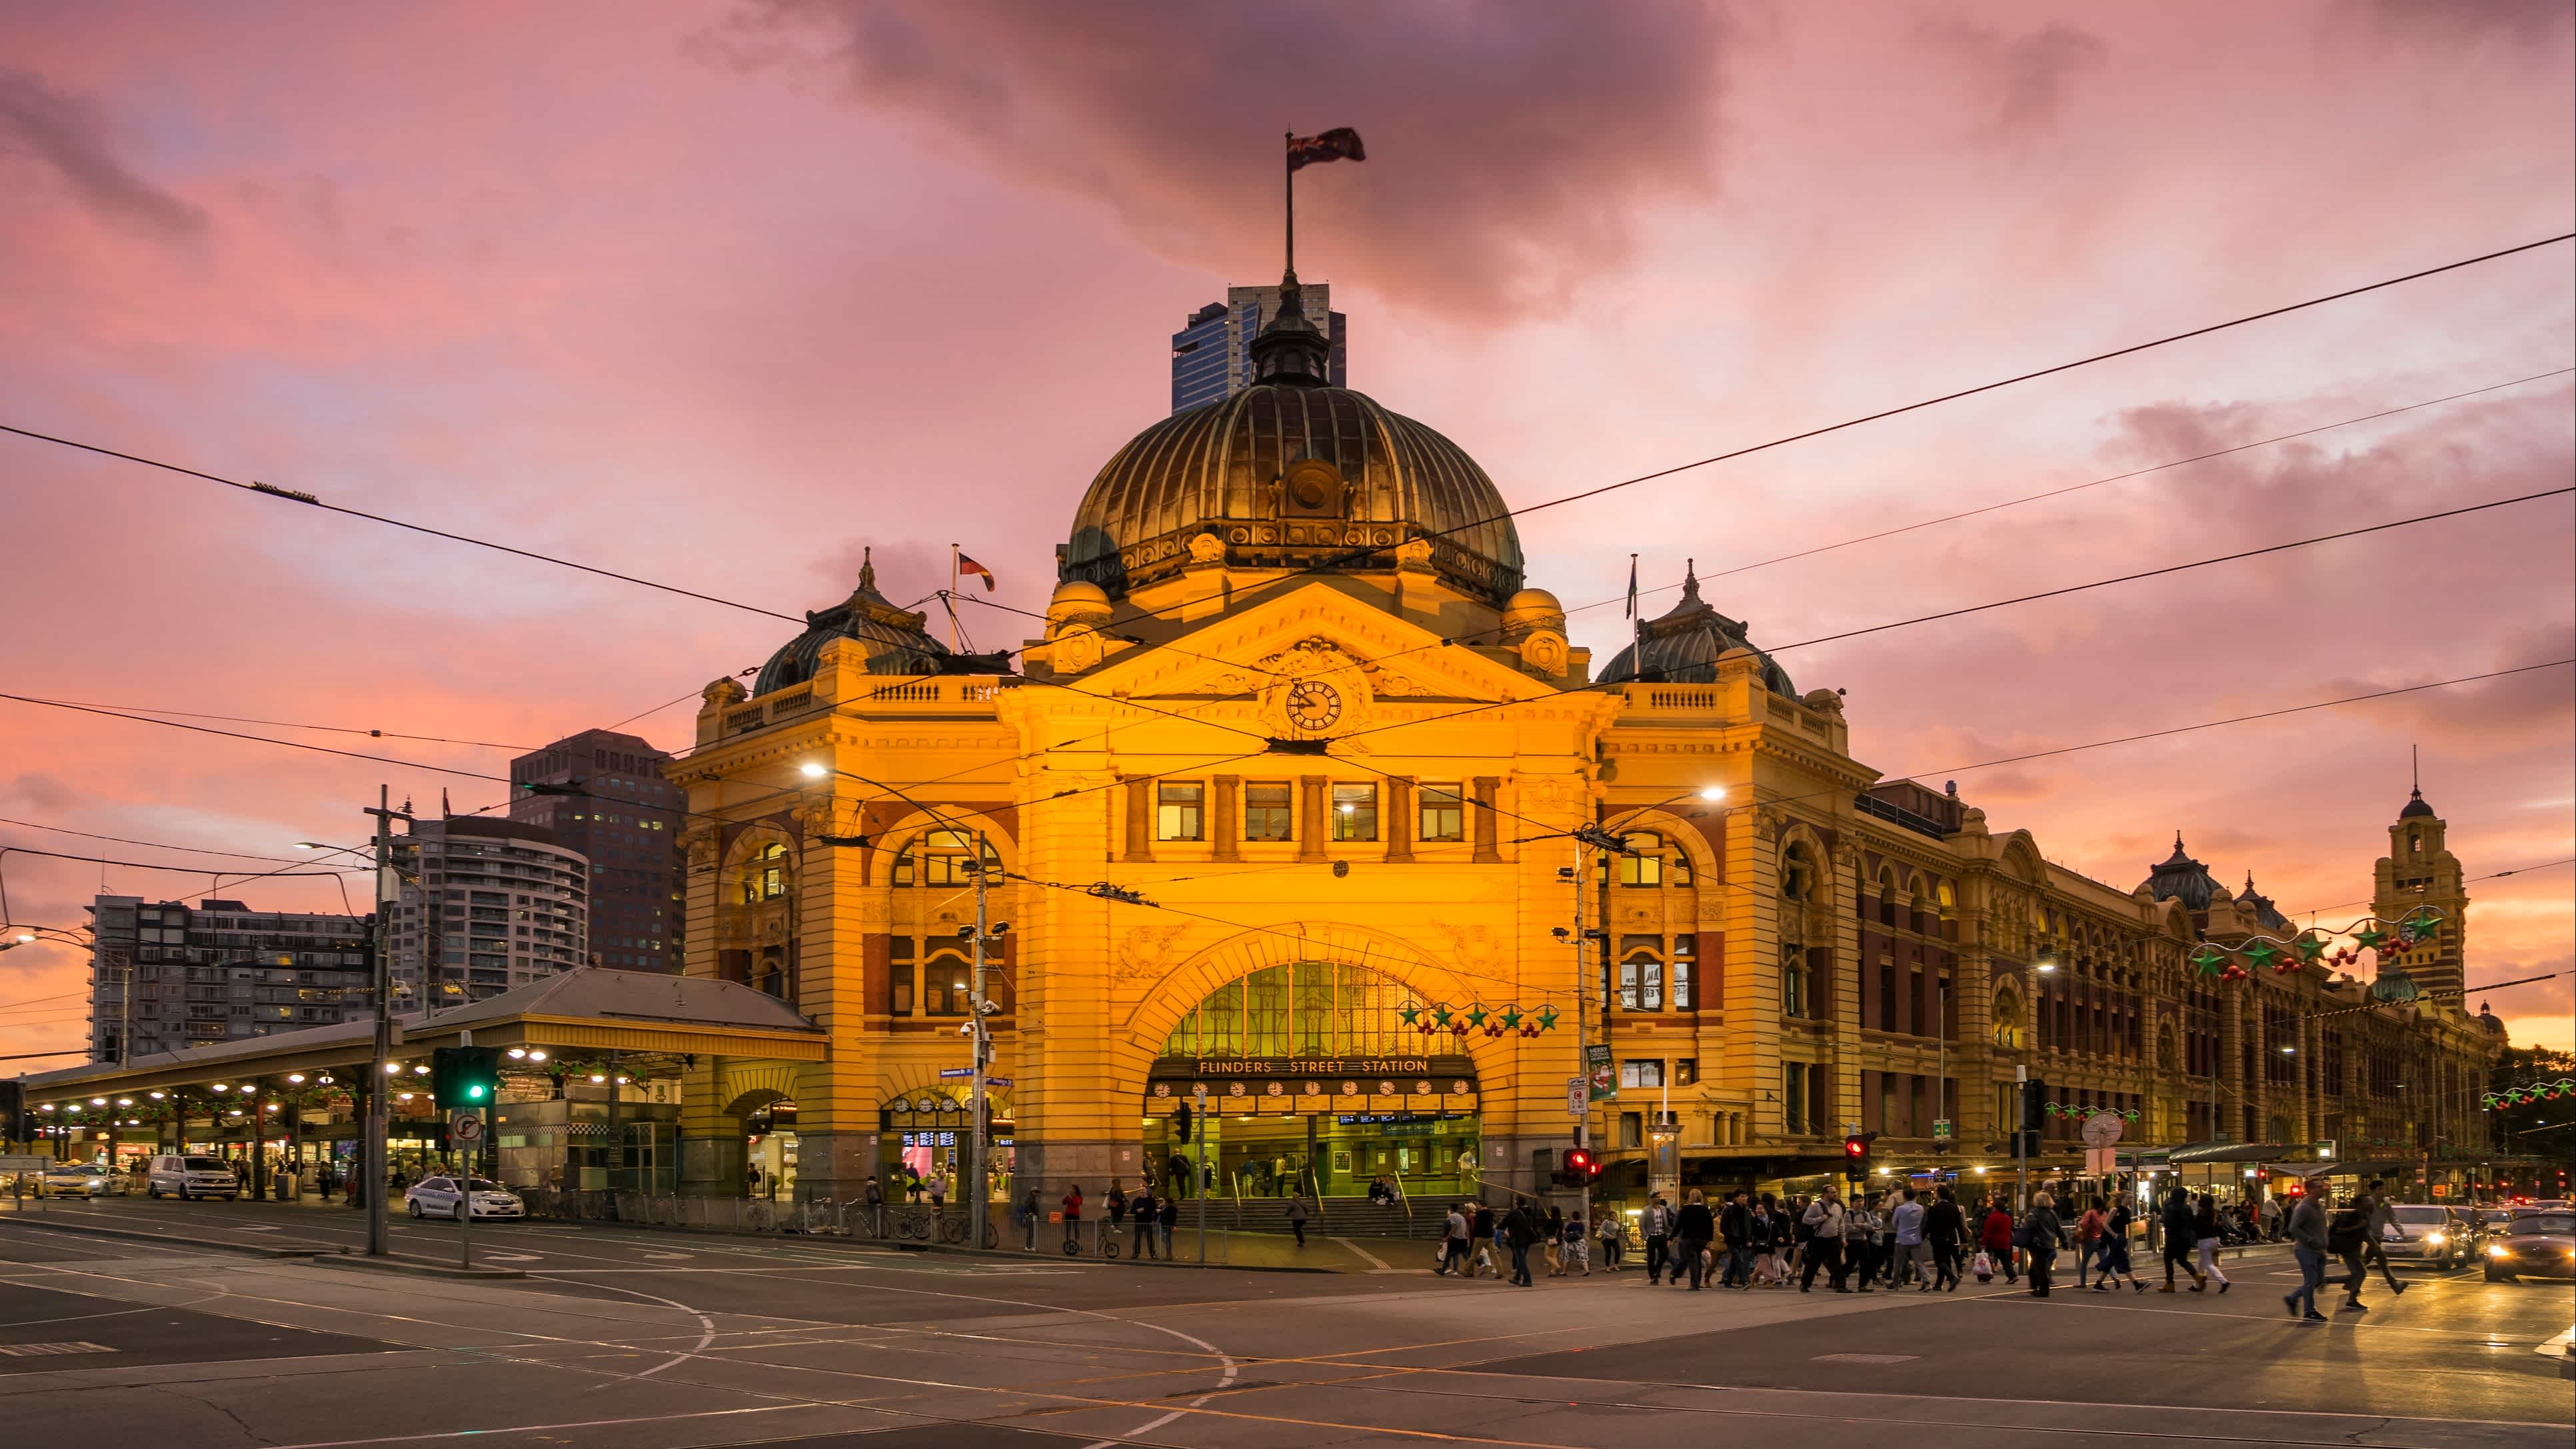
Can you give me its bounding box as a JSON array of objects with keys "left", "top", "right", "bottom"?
[{"left": 2371, "top": 762, "right": 2468, "bottom": 1002}]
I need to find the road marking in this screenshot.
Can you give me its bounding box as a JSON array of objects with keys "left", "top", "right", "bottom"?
[
  {"left": 640, "top": 1251, "right": 692, "bottom": 1259},
  {"left": 483, "top": 1253, "right": 542, "bottom": 1262},
  {"left": 1814, "top": 1352, "right": 1917, "bottom": 1363},
  {"left": 0, "top": 1340, "right": 116, "bottom": 1356},
  {"left": 1332, "top": 1237, "right": 1392, "bottom": 1270}
]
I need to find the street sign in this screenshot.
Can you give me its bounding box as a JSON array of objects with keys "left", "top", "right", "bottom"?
[
  {"left": 985, "top": 1077, "right": 1012, "bottom": 1089},
  {"left": 1932, "top": 1119, "right": 1952, "bottom": 1140},
  {"left": 937, "top": 1068, "right": 975, "bottom": 1079},
  {"left": 449, "top": 1112, "right": 483, "bottom": 1143},
  {"left": 2081, "top": 1112, "right": 2125, "bottom": 1148},
  {"left": 1564, "top": 1076, "right": 1584, "bottom": 1118}
]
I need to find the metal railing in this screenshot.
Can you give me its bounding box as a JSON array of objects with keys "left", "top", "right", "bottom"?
[{"left": 509, "top": 1190, "right": 1231, "bottom": 1262}]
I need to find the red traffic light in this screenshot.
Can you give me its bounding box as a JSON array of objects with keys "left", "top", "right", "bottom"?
[
  {"left": 1564, "top": 1148, "right": 1601, "bottom": 1179},
  {"left": 1843, "top": 1134, "right": 1868, "bottom": 1160}
]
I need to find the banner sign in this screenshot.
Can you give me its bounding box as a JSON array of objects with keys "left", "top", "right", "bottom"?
[{"left": 1585, "top": 1044, "right": 1616, "bottom": 1102}]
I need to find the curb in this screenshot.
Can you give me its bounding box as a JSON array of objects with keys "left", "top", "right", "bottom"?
[
  {"left": 310, "top": 1253, "right": 526, "bottom": 1282},
  {"left": 515, "top": 1213, "right": 1346, "bottom": 1274},
  {"left": 0, "top": 1214, "right": 332, "bottom": 1260}
]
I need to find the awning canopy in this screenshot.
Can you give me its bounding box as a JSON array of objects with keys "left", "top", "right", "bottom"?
[{"left": 13, "top": 967, "right": 826, "bottom": 1103}]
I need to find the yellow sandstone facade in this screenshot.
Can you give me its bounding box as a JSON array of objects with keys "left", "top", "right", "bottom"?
[{"left": 665, "top": 277, "right": 2503, "bottom": 1206}]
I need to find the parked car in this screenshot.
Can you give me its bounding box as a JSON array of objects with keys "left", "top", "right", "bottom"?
[
  {"left": 2381, "top": 1203, "right": 2468, "bottom": 1268},
  {"left": 38, "top": 1163, "right": 125, "bottom": 1198},
  {"left": 404, "top": 1176, "right": 525, "bottom": 1220},
  {"left": 2482, "top": 1210, "right": 2576, "bottom": 1283},
  {"left": 144, "top": 1154, "right": 241, "bottom": 1200}
]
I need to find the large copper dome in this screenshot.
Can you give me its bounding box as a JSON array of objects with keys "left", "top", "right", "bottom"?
[{"left": 1061, "top": 381, "right": 1525, "bottom": 605}]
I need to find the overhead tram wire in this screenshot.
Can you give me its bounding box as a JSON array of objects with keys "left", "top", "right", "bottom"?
[
  {"left": 0, "top": 816, "right": 353, "bottom": 866},
  {"left": 1314, "top": 485, "right": 2576, "bottom": 750},
  {"left": 0, "top": 699, "right": 537, "bottom": 752},
  {"left": 1079, "top": 231, "right": 2576, "bottom": 639}
]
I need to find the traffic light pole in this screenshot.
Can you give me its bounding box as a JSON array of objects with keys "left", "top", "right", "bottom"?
[
  {"left": 361, "top": 785, "right": 405, "bottom": 1260},
  {"left": 2014, "top": 1064, "right": 2028, "bottom": 1213},
  {"left": 965, "top": 837, "right": 990, "bottom": 1252}
]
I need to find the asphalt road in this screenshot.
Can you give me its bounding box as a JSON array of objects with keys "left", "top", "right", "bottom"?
[{"left": 1, "top": 1198, "right": 2565, "bottom": 1449}]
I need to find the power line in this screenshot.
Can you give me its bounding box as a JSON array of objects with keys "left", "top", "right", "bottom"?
[
  {"left": 0, "top": 699, "right": 535, "bottom": 752},
  {"left": 2287, "top": 858, "right": 2576, "bottom": 922},
  {"left": 0, "top": 692, "right": 514, "bottom": 784},
  {"left": 0, "top": 816, "right": 331, "bottom": 866},
  {"left": 0, "top": 845, "right": 364, "bottom": 879}
]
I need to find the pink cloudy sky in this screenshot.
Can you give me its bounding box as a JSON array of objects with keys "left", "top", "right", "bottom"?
[{"left": 3, "top": 1, "right": 2571, "bottom": 1063}]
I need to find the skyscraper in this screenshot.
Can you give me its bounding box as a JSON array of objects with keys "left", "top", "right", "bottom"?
[
  {"left": 387, "top": 816, "right": 590, "bottom": 1006},
  {"left": 509, "top": 728, "right": 685, "bottom": 973},
  {"left": 1169, "top": 282, "right": 1346, "bottom": 411}
]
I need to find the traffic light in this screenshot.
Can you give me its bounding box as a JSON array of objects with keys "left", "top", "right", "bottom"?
[
  {"left": 431, "top": 1046, "right": 503, "bottom": 1110},
  {"left": 1554, "top": 1146, "right": 1604, "bottom": 1188},
  {"left": 1842, "top": 1132, "right": 1876, "bottom": 1181},
  {"left": 1171, "top": 1102, "right": 1193, "bottom": 1144},
  {"left": 2019, "top": 1079, "right": 2048, "bottom": 1134},
  {"left": 0, "top": 1081, "right": 23, "bottom": 1145}
]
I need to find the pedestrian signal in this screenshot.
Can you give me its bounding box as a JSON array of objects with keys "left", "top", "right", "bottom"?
[{"left": 1171, "top": 1102, "right": 1193, "bottom": 1144}]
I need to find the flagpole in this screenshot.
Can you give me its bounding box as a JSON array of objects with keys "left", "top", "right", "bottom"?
[
  {"left": 1284, "top": 130, "right": 1294, "bottom": 276},
  {"left": 948, "top": 543, "right": 959, "bottom": 652}
]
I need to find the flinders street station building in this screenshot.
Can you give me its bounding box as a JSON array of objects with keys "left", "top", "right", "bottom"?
[{"left": 664, "top": 275, "right": 2510, "bottom": 1209}]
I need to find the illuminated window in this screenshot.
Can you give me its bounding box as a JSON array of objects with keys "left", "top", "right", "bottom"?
[
  {"left": 1617, "top": 833, "right": 1664, "bottom": 887},
  {"left": 1418, "top": 782, "right": 1465, "bottom": 842},
  {"left": 1244, "top": 783, "right": 1292, "bottom": 841},
  {"left": 1156, "top": 782, "right": 1204, "bottom": 841},
  {"left": 1331, "top": 784, "right": 1377, "bottom": 841}
]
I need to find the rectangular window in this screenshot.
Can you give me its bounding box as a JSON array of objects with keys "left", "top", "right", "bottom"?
[
  {"left": 1878, "top": 962, "right": 1897, "bottom": 1032},
  {"left": 1675, "top": 1057, "right": 1699, "bottom": 1086},
  {"left": 922, "top": 955, "right": 968, "bottom": 1015},
  {"left": 1330, "top": 783, "right": 1377, "bottom": 841},
  {"left": 1156, "top": 782, "right": 1204, "bottom": 841},
  {"left": 890, "top": 939, "right": 915, "bottom": 1016},
  {"left": 1619, "top": 1111, "right": 1644, "bottom": 1148},
  {"left": 1619, "top": 1058, "right": 1664, "bottom": 1089},
  {"left": 1783, "top": 1062, "right": 1809, "bottom": 1134},
  {"left": 1418, "top": 782, "right": 1465, "bottom": 842},
  {"left": 1672, "top": 935, "right": 1696, "bottom": 1010},
  {"left": 1780, "top": 943, "right": 1806, "bottom": 1018},
  {"left": 1244, "top": 783, "right": 1293, "bottom": 841}
]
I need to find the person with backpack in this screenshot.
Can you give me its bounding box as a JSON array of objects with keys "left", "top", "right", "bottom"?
[
  {"left": 2071, "top": 1196, "right": 2107, "bottom": 1288},
  {"left": 2327, "top": 1192, "right": 2373, "bottom": 1310},
  {"left": 2283, "top": 1190, "right": 2331, "bottom": 1322},
  {"left": 1844, "top": 1193, "right": 1882, "bottom": 1292},
  {"left": 1436, "top": 1202, "right": 1470, "bottom": 1276},
  {"left": 1130, "top": 1186, "right": 1160, "bottom": 1259},
  {"left": 1800, "top": 1187, "right": 1848, "bottom": 1292},
  {"left": 1502, "top": 1200, "right": 1539, "bottom": 1286},
  {"left": 2158, "top": 1182, "right": 2204, "bottom": 1292},
  {"left": 1890, "top": 1186, "right": 1930, "bottom": 1290},
  {"left": 1926, "top": 1185, "right": 1966, "bottom": 1292},
  {"left": 2095, "top": 1196, "right": 2146, "bottom": 1292},
  {"left": 1641, "top": 1193, "right": 1675, "bottom": 1284},
  {"left": 1674, "top": 1188, "right": 1717, "bottom": 1290},
  {"left": 2021, "top": 1190, "right": 2065, "bottom": 1297}
]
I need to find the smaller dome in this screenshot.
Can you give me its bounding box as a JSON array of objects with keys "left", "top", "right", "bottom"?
[
  {"left": 1598, "top": 561, "right": 1796, "bottom": 697},
  {"left": 1046, "top": 579, "right": 1114, "bottom": 631},
  {"left": 2236, "top": 872, "right": 2290, "bottom": 932},
  {"left": 2139, "top": 833, "right": 2220, "bottom": 912},
  {"left": 753, "top": 549, "right": 1002, "bottom": 695},
  {"left": 2399, "top": 787, "right": 2435, "bottom": 819},
  {"left": 1501, "top": 587, "right": 1565, "bottom": 637}
]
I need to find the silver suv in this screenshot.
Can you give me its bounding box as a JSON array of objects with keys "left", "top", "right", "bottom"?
[{"left": 145, "top": 1154, "right": 241, "bottom": 1201}]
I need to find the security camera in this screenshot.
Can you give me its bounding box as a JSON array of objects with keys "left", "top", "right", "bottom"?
[
  {"left": 1550, "top": 926, "right": 1570, "bottom": 940},
  {"left": 990, "top": 922, "right": 1010, "bottom": 936},
  {"left": 978, "top": 1000, "right": 1002, "bottom": 1016},
  {"left": 957, "top": 925, "right": 976, "bottom": 939},
  {"left": 956, "top": 1021, "right": 976, "bottom": 1037}
]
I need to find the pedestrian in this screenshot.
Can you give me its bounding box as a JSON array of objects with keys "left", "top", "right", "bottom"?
[
  {"left": 1799, "top": 1186, "right": 1847, "bottom": 1292},
  {"left": 746, "top": 1164, "right": 762, "bottom": 1199},
  {"left": 1784, "top": 1193, "right": 1810, "bottom": 1279},
  {"left": 2327, "top": 1192, "right": 2372, "bottom": 1310},
  {"left": 1130, "top": 1186, "right": 1160, "bottom": 1259},
  {"left": 1287, "top": 1193, "right": 1310, "bottom": 1247},
  {"left": 1503, "top": 1200, "right": 1539, "bottom": 1286},
  {"left": 1675, "top": 1188, "right": 1717, "bottom": 1290},
  {"left": 2072, "top": 1196, "right": 2106, "bottom": 1288},
  {"left": 1562, "top": 1210, "right": 1591, "bottom": 1277},
  {"left": 1542, "top": 1205, "right": 1566, "bottom": 1276},
  {"left": 1437, "top": 1202, "right": 1470, "bottom": 1276},
  {"left": 1596, "top": 1206, "right": 1626, "bottom": 1271},
  {"left": 2356, "top": 1179, "right": 2409, "bottom": 1298},
  {"left": 1843, "top": 1192, "right": 1881, "bottom": 1292},
  {"left": 927, "top": 1174, "right": 946, "bottom": 1212},
  {"left": 2258, "top": 1192, "right": 2283, "bottom": 1243},
  {"left": 1718, "top": 1189, "right": 1754, "bottom": 1288},
  {"left": 2282, "top": 1190, "right": 2331, "bottom": 1322},
  {"left": 2158, "top": 1182, "right": 2203, "bottom": 1292},
  {"left": 1875, "top": 1191, "right": 1900, "bottom": 1287},
  {"left": 1891, "top": 1186, "right": 1931, "bottom": 1289},
  {"left": 1642, "top": 1192, "right": 1674, "bottom": 1284},
  {"left": 1018, "top": 1186, "right": 1041, "bottom": 1251},
  {"left": 2192, "top": 1192, "right": 2231, "bottom": 1294},
  {"left": 1977, "top": 1196, "right": 2016, "bottom": 1284},
  {"left": 1108, "top": 1181, "right": 1129, "bottom": 1237},
  {"left": 1926, "top": 1185, "right": 1965, "bottom": 1292},
  {"left": 1749, "top": 1195, "right": 1784, "bottom": 1287},
  {"left": 2023, "top": 1190, "right": 2064, "bottom": 1298},
  {"left": 1158, "top": 1190, "right": 1180, "bottom": 1257},
  {"left": 2095, "top": 1195, "right": 2146, "bottom": 1292},
  {"left": 1470, "top": 1200, "right": 1498, "bottom": 1278}
]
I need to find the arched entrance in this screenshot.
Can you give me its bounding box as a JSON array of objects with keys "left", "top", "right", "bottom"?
[
  {"left": 726, "top": 1088, "right": 796, "bottom": 1200},
  {"left": 1144, "top": 961, "right": 1482, "bottom": 1203}
]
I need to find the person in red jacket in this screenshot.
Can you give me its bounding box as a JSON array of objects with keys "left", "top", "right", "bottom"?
[
  {"left": 1978, "top": 1198, "right": 2018, "bottom": 1284},
  {"left": 1060, "top": 1184, "right": 1084, "bottom": 1252}
]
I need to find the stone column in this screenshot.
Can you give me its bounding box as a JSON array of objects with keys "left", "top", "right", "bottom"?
[
  {"left": 1123, "top": 778, "right": 1154, "bottom": 863},
  {"left": 1298, "top": 776, "right": 1328, "bottom": 863},
  {"left": 1383, "top": 777, "right": 1414, "bottom": 863},
  {"left": 1212, "top": 776, "right": 1241, "bottom": 862},
  {"left": 1470, "top": 778, "right": 1501, "bottom": 863}
]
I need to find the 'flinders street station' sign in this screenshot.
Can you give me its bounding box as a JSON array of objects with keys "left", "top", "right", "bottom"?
[{"left": 1147, "top": 1055, "right": 1478, "bottom": 1108}]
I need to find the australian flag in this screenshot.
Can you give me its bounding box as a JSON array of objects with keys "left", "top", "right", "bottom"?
[{"left": 1287, "top": 128, "right": 1366, "bottom": 171}]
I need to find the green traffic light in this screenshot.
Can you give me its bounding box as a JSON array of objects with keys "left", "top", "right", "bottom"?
[{"left": 468, "top": 1084, "right": 485, "bottom": 1099}]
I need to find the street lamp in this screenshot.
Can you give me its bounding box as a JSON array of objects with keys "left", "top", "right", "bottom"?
[{"left": 2034, "top": 944, "right": 2059, "bottom": 975}]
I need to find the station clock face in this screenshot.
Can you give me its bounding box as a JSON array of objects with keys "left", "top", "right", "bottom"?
[{"left": 1284, "top": 680, "right": 1342, "bottom": 732}]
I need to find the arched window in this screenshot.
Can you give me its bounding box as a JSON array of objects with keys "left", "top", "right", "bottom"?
[
  {"left": 738, "top": 842, "right": 789, "bottom": 904},
  {"left": 1162, "top": 962, "right": 1411, "bottom": 1058},
  {"left": 894, "top": 829, "right": 1000, "bottom": 886},
  {"left": 885, "top": 828, "right": 1010, "bottom": 1019},
  {"left": 1992, "top": 988, "right": 2025, "bottom": 1051},
  {"left": 1617, "top": 832, "right": 1664, "bottom": 887}
]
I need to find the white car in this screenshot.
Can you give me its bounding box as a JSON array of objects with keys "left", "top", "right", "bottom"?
[
  {"left": 38, "top": 1163, "right": 125, "bottom": 1198},
  {"left": 404, "top": 1175, "right": 525, "bottom": 1220},
  {"left": 2382, "top": 1203, "right": 2468, "bottom": 1268},
  {"left": 145, "top": 1154, "right": 241, "bottom": 1200}
]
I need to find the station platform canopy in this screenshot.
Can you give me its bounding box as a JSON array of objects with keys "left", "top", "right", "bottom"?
[{"left": 13, "top": 967, "right": 824, "bottom": 1105}]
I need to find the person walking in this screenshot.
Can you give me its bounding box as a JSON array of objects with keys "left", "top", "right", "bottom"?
[
  {"left": 1562, "top": 1210, "right": 1592, "bottom": 1277},
  {"left": 1642, "top": 1193, "right": 1675, "bottom": 1284},
  {"left": 1891, "top": 1186, "right": 1930, "bottom": 1289},
  {"left": 2095, "top": 1195, "right": 2147, "bottom": 1292},
  {"left": 1502, "top": 1200, "right": 1539, "bottom": 1286},
  {"left": 1843, "top": 1192, "right": 1881, "bottom": 1292},
  {"left": 1750, "top": 1195, "right": 1785, "bottom": 1287},
  {"left": 2282, "top": 1189, "right": 2331, "bottom": 1322},
  {"left": 2327, "top": 1192, "right": 2372, "bottom": 1310},
  {"left": 1470, "top": 1201, "right": 1498, "bottom": 1280},
  {"left": 1977, "top": 1196, "right": 2017, "bottom": 1284},
  {"left": 1718, "top": 1190, "right": 1755, "bottom": 1289},
  {"left": 2023, "top": 1190, "right": 2064, "bottom": 1297},
  {"left": 2071, "top": 1196, "right": 2105, "bottom": 1289},
  {"left": 1130, "top": 1186, "right": 1160, "bottom": 1259},
  {"left": 1675, "top": 1189, "right": 1717, "bottom": 1290},
  {"left": 2258, "top": 1192, "right": 2283, "bottom": 1242},
  {"left": 1286, "top": 1192, "right": 1310, "bottom": 1247},
  {"left": 2192, "top": 1192, "right": 2231, "bottom": 1294},
  {"left": 1786, "top": 1193, "right": 1814, "bottom": 1280},
  {"left": 1926, "top": 1185, "right": 1965, "bottom": 1292},
  {"left": 1800, "top": 1187, "right": 1848, "bottom": 1292},
  {"left": 1437, "top": 1202, "right": 1471, "bottom": 1276},
  {"left": 1596, "top": 1206, "right": 1626, "bottom": 1272},
  {"left": 2158, "top": 1182, "right": 2204, "bottom": 1292},
  {"left": 2356, "top": 1180, "right": 2409, "bottom": 1298}
]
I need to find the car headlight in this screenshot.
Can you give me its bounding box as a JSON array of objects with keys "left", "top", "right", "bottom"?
[
  {"left": 2487, "top": 1243, "right": 2511, "bottom": 1258},
  {"left": 2424, "top": 1231, "right": 2445, "bottom": 1246}
]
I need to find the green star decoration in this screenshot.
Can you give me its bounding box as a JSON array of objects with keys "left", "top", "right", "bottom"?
[
  {"left": 1398, "top": 1004, "right": 1420, "bottom": 1026},
  {"left": 2293, "top": 935, "right": 2327, "bottom": 964},
  {"left": 2353, "top": 924, "right": 2389, "bottom": 952},
  {"left": 2245, "top": 940, "right": 2281, "bottom": 970},
  {"left": 1430, "top": 1005, "right": 1453, "bottom": 1028},
  {"left": 1464, "top": 1005, "right": 1488, "bottom": 1029},
  {"left": 1498, "top": 1007, "right": 1522, "bottom": 1031},
  {"left": 1535, "top": 1006, "right": 1560, "bottom": 1032},
  {"left": 2190, "top": 946, "right": 2229, "bottom": 976}
]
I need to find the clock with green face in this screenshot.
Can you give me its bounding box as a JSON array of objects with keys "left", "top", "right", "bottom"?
[{"left": 1284, "top": 680, "right": 1342, "bottom": 732}]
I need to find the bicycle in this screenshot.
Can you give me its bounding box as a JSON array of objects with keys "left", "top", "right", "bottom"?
[
  {"left": 892, "top": 1210, "right": 932, "bottom": 1242},
  {"left": 940, "top": 1213, "right": 968, "bottom": 1245}
]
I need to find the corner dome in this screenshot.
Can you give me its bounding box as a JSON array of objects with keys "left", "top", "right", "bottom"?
[
  {"left": 752, "top": 550, "right": 1001, "bottom": 695},
  {"left": 1598, "top": 561, "right": 1797, "bottom": 697},
  {"left": 2399, "top": 787, "right": 2436, "bottom": 819},
  {"left": 2139, "top": 833, "right": 2220, "bottom": 912}
]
